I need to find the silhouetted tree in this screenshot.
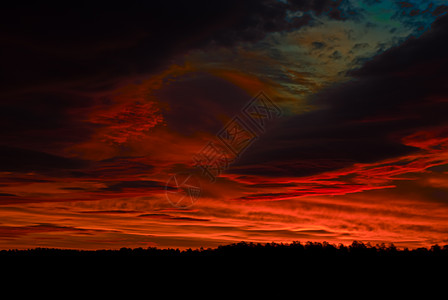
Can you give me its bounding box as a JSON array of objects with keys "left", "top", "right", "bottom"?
[{"left": 1, "top": 241, "right": 448, "bottom": 262}]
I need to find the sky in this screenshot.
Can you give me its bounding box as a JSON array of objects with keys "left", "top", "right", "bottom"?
[{"left": 1, "top": 0, "right": 448, "bottom": 250}]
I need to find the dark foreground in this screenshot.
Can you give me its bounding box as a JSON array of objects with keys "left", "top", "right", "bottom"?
[
  {"left": 2, "top": 241, "right": 448, "bottom": 258},
  {"left": 2, "top": 241, "right": 447, "bottom": 287}
]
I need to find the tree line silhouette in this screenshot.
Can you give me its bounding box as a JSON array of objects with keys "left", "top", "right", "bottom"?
[{"left": 1, "top": 241, "right": 448, "bottom": 258}]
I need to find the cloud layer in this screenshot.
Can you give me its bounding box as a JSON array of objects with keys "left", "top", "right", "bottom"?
[{"left": 1, "top": 1, "right": 448, "bottom": 249}]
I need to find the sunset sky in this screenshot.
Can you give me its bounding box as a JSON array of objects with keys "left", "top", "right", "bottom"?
[{"left": 1, "top": 0, "right": 448, "bottom": 250}]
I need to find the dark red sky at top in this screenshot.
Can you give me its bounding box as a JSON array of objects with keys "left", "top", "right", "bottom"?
[{"left": 1, "top": 1, "right": 448, "bottom": 250}]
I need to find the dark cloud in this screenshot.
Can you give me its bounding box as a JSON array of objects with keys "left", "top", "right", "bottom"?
[
  {"left": 311, "top": 41, "right": 326, "bottom": 50},
  {"left": 0, "top": 0, "right": 346, "bottom": 95},
  {"left": 288, "top": 0, "right": 357, "bottom": 21},
  {"left": 409, "top": 9, "right": 420, "bottom": 17},
  {"left": 231, "top": 14, "right": 448, "bottom": 178},
  {"left": 0, "top": 178, "right": 51, "bottom": 183},
  {"left": 432, "top": 5, "right": 448, "bottom": 16},
  {"left": 0, "top": 92, "right": 97, "bottom": 152},
  {"left": 234, "top": 182, "right": 384, "bottom": 201},
  {"left": 80, "top": 210, "right": 143, "bottom": 214},
  {"left": 0, "top": 193, "right": 17, "bottom": 197},
  {"left": 392, "top": 2, "right": 448, "bottom": 31},
  {"left": 85, "top": 157, "right": 156, "bottom": 179},
  {"left": 0, "top": 154, "right": 155, "bottom": 179},
  {"left": 0, "top": 0, "right": 355, "bottom": 164},
  {"left": 387, "top": 180, "right": 448, "bottom": 205},
  {"left": 329, "top": 50, "right": 343, "bottom": 60},
  {"left": 0, "top": 145, "right": 88, "bottom": 173},
  {"left": 362, "top": 0, "right": 381, "bottom": 4},
  {"left": 0, "top": 223, "right": 98, "bottom": 238},
  {"left": 61, "top": 187, "right": 88, "bottom": 191},
  {"left": 138, "top": 213, "right": 209, "bottom": 222},
  {"left": 155, "top": 72, "right": 251, "bottom": 135},
  {"left": 398, "top": 1, "right": 414, "bottom": 9},
  {"left": 352, "top": 42, "right": 370, "bottom": 50},
  {"left": 246, "top": 182, "right": 298, "bottom": 188},
  {"left": 100, "top": 180, "right": 168, "bottom": 192}
]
